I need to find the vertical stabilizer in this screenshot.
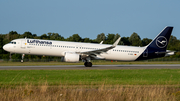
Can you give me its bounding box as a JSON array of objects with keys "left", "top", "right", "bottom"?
[
  {"left": 147, "top": 26, "right": 173, "bottom": 50},
  {"left": 136, "top": 26, "right": 173, "bottom": 61}
]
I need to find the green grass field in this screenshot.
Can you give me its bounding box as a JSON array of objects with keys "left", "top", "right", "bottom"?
[
  {"left": 0, "top": 69, "right": 180, "bottom": 86},
  {"left": 0, "top": 61, "right": 180, "bottom": 66},
  {"left": 1, "top": 61, "right": 180, "bottom": 100},
  {"left": 1, "top": 69, "right": 180, "bottom": 100}
]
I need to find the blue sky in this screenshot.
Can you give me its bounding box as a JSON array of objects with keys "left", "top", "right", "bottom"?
[{"left": 0, "top": 0, "right": 180, "bottom": 40}]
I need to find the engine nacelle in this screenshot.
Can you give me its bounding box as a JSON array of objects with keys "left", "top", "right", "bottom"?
[{"left": 64, "top": 52, "right": 80, "bottom": 62}]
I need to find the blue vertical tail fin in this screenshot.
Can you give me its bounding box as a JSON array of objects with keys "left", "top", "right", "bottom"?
[
  {"left": 136, "top": 26, "right": 173, "bottom": 61},
  {"left": 147, "top": 26, "right": 173, "bottom": 51}
]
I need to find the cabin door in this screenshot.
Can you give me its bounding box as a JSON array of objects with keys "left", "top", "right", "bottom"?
[{"left": 21, "top": 39, "right": 26, "bottom": 49}]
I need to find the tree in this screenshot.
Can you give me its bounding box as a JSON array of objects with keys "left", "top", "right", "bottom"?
[
  {"left": 21, "top": 32, "right": 33, "bottom": 38},
  {"left": 96, "top": 33, "right": 106, "bottom": 43},
  {"left": 32, "top": 34, "right": 37, "bottom": 37},
  {"left": 121, "top": 37, "right": 131, "bottom": 45},
  {"left": 57, "top": 34, "right": 64, "bottom": 41},
  {"left": 11, "top": 54, "right": 21, "bottom": 59},
  {"left": 47, "top": 33, "right": 64, "bottom": 40},
  {"left": 105, "top": 33, "right": 121, "bottom": 44},
  {"left": 50, "top": 33, "right": 59, "bottom": 40},
  {"left": 67, "top": 34, "right": 82, "bottom": 42},
  {"left": 9, "top": 31, "right": 18, "bottom": 35},
  {"left": 142, "top": 38, "right": 152, "bottom": 46},
  {"left": 0, "top": 36, "right": 3, "bottom": 58},
  {"left": 113, "top": 33, "right": 121, "bottom": 42},
  {"left": 167, "top": 35, "right": 180, "bottom": 51},
  {"left": 47, "top": 33, "right": 52, "bottom": 39},
  {"left": 40, "top": 34, "right": 48, "bottom": 39},
  {"left": 129, "top": 32, "right": 142, "bottom": 46},
  {"left": 105, "top": 34, "right": 115, "bottom": 44},
  {"left": 8, "top": 31, "right": 20, "bottom": 41},
  {"left": 83, "top": 38, "right": 92, "bottom": 43},
  {"left": 2, "top": 54, "right": 9, "bottom": 60}
]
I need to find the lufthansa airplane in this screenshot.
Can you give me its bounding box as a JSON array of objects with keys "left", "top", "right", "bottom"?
[{"left": 3, "top": 26, "right": 174, "bottom": 67}]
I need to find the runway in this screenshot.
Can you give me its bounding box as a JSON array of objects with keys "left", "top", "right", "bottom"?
[{"left": 0, "top": 64, "right": 180, "bottom": 70}]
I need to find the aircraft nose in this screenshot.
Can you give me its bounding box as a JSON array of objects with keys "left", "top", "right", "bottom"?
[{"left": 3, "top": 44, "right": 9, "bottom": 51}]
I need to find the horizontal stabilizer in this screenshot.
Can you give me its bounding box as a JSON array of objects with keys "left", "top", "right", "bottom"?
[{"left": 155, "top": 50, "right": 176, "bottom": 54}]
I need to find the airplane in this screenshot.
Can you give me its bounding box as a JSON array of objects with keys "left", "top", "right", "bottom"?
[{"left": 3, "top": 26, "right": 174, "bottom": 67}]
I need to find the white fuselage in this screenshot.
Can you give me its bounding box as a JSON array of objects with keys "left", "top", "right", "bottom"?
[{"left": 3, "top": 38, "right": 146, "bottom": 61}]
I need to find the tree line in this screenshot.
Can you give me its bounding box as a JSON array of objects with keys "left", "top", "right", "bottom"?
[{"left": 0, "top": 31, "right": 180, "bottom": 60}]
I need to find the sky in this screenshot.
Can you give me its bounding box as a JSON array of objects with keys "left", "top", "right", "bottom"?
[{"left": 0, "top": 0, "right": 180, "bottom": 40}]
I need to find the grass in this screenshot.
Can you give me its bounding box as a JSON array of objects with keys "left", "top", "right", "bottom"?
[
  {"left": 1, "top": 69, "right": 180, "bottom": 85},
  {"left": 0, "top": 60, "right": 180, "bottom": 66},
  {"left": 0, "top": 84, "right": 179, "bottom": 101},
  {"left": 1, "top": 69, "right": 180, "bottom": 101}
]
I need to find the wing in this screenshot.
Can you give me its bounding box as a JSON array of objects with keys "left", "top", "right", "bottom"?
[{"left": 77, "top": 37, "right": 121, "bottom": 58}]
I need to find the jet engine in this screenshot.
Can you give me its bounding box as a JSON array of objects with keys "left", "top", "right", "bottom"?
[{"left": 64, "top": 52, "right": 80, "bottom": 62}]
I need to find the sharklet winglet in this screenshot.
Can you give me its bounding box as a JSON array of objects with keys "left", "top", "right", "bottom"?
[{"left": 113, "top": 37, "right": 121, "bottom": 47}]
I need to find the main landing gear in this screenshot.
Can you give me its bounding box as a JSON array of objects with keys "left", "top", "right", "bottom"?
[
  {"left": 84, "top": 62, "right": 92, "bottom": 67},
  {"left": 83, "top": 57, "right": 92, "bottom": 67},
  {"left": 21, "top": 54, "right": 25, "bottom": 63}
]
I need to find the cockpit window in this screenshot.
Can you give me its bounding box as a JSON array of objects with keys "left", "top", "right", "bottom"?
[{"left": 9, "top": 42, "right": 16, "bottom": 44}]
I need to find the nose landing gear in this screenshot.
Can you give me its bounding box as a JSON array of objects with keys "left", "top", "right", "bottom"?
[{"left": 21, "top": 54, "right": 25, "bottom": 63}]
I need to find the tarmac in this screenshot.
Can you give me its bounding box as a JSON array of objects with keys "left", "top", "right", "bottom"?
[{"left": 0, "top": 64, "right": 180, "bottom": 70}]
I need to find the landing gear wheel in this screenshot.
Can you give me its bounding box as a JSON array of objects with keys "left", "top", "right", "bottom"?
[
  {"left": 84, "top": 62, "right": 92, "bottom": 67},
  {"left": 84, "top": 62, "right": 87, "bottom": 67},
  {"left": 21, "top": 60, "right": 24, "bottom": 63}
]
